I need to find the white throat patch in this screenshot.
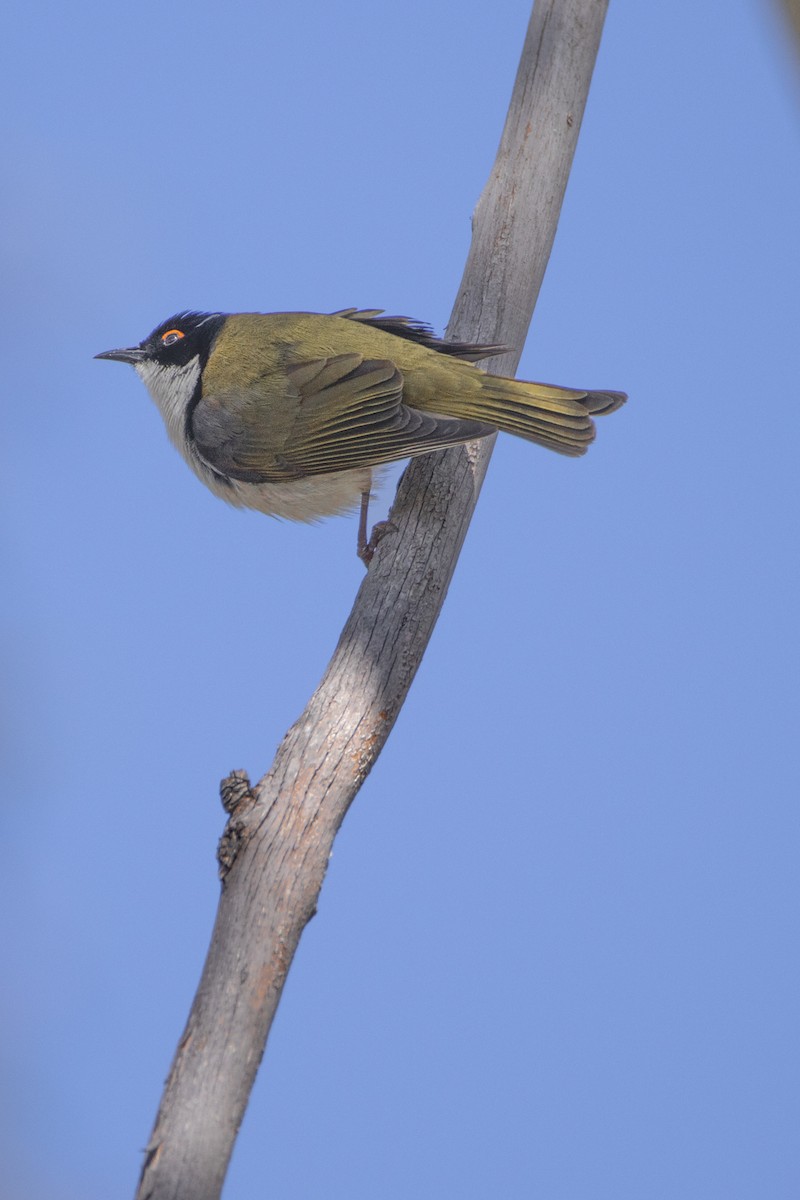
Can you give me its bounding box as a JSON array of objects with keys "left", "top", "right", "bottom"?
[{"left": 135, "top": 357, "right": 201, "bottom": 453}]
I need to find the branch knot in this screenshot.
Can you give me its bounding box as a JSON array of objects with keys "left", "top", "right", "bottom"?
[{"left": 217, "top": 770, "right": 258, "bottom": 882}]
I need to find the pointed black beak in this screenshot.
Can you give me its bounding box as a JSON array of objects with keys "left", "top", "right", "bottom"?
[{"left": 94, "top": 346, "right": 146, "bottom": 365}]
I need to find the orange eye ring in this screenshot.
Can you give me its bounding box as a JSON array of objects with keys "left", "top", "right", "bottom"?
[{"left": 161, "top": 329, "right": 185, "bottom": 346}]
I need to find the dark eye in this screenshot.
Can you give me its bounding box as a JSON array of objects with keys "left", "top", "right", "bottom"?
[{"left": 161, "top": 329, "right": 185, "bottom": 346}]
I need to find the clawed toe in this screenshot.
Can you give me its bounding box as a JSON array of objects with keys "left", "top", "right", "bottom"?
[{"left": 357, "top": 519, "right": 398, "bottom": 566}]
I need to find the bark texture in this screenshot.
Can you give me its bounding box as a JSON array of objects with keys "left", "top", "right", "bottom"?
[{"left": 135, "top": 3, "right": 610, "bottom": 1197}]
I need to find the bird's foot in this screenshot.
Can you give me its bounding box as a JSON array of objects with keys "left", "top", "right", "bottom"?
[{"left": 357, "top": 520, "right": 398, "bottom": 567}]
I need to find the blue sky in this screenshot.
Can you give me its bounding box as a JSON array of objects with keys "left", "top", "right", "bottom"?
[{"left": 2, "top": 2, "right": 799, "bottom": 1197}]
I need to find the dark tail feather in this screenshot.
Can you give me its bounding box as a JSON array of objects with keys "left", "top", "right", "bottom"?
[{"left": 581, "top": 390, "right": 627, "bottom": 418}]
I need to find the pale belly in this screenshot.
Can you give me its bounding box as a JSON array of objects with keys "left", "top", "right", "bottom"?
[{"left": 211, "top": 465, "right": 378, "bottom": 523}]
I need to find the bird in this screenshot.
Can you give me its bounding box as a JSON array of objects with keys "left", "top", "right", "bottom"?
[{"left": 96, "top": 308, "right": 625, "bottom": 562}]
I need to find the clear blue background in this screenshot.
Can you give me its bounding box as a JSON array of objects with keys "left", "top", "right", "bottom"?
[{"left": 2, "top": 3, "right": 799, "bottom": 1197}]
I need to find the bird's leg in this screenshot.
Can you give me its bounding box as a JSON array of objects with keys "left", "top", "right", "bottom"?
[
  {"left": 356, "top": 490, "right": 396, "bottom": 567},
  {"left": 357, "top": 491, "right": 372, "bottom": 564}
]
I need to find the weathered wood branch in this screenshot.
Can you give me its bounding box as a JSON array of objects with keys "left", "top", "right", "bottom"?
[{"left": 135, "top": 3, "right": 610, "bottom": 1197}]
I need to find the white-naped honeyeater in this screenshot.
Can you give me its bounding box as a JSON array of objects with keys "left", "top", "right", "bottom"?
[{"left": 96, "top": 308, "right": 625, "bottom": 562}]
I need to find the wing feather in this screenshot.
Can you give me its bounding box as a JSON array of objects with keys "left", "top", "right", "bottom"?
[
  {"left": 191, "top": 354, "right": 493, "bottom": 482},
  {"left": 331, "top": 308, "right": 507, "bottom": 362}
]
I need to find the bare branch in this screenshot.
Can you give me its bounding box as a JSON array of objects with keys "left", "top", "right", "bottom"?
[{"left": 135, "top": 3, "right": 610, "bottom": 1197}]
